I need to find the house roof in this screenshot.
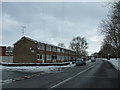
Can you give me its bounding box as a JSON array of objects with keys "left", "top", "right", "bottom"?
[
  {"left": 0, "top": 46, "right": 6, "bottom": 48},
  {"left": 14, "top": 36, "right": 37, "bottom": 45},
  {"left": 14, "top": 36, "right": 76, "bottom": 52}
]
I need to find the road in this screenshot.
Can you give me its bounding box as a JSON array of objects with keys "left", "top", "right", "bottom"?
[
  {"left": 2, "top": 60, "right": 119, "bottom": 89},
  {"left": 2, "top": 70, "right": 42, "bottom": 80}
]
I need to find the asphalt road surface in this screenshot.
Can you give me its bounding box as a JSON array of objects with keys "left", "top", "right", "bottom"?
[
  {"left": 2, "top": 60, "right": 119, "bottom": 89},
  {"left": 2, "top": 70, "right": 41, "bottom": 80}
]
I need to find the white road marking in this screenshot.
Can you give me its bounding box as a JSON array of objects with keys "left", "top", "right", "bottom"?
[
  {"left": 2, "top": 79, "right": 12, "bottom": 83},
  {"left": 49, "top": 64, "right": 96, "bottom": 89},
  {"left": 2, "top": 79, "right": 13, "bottom": 85}
]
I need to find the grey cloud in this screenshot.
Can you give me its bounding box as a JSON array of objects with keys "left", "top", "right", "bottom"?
[
  {"left": 3, "top": 2, "right": 108, "bottom": 23},
  {"left": 2, "top": 2, "right": 109, "bottom": 54}
]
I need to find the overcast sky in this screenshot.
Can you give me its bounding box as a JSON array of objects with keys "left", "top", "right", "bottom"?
[{"left": 2, "top": 2, "right": 110, "bottom": 55}]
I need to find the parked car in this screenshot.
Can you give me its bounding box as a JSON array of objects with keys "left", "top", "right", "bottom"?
[
  {"left": 91, "top": 59, "right": 96, "bottom": 62},
  {"left": 76, "top": 58, "right": 86, "bottom": 66},
  {"left": 91, "top": 57, "right": 96, "bottom": 62}
]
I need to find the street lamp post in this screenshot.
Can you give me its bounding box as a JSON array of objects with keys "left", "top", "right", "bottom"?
[{"left": 107, "top": 53, "right": 110, "bottom": 60}]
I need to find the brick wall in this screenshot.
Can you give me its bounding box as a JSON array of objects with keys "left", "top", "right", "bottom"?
[
  {"left": 0, "top": 46, "right": 6, "bottom": 56},
  {"left": 13, "top": 37, "right": 37, "bottom": 63},
  {"left": 13, "top": 37, "right": 78, "bottom": 63}
]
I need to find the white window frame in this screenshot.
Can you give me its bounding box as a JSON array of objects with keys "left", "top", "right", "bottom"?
[
  {"left": 37, "top": 43, "right": 45, "bottom": 50},
  {"left": 6, "top": 51, "right": 13, "bottom": 55},
  {"left": 57, "top": 55, "right": 61, "bottom": 60},
  {"left": 65, "top": 50, "right": 68, "bottom": 54},
  {"left": 57, "top": 48, "right": 61, "bottom": 52},
  {"left": 52, "top": 47, "right": 56, "bottom": 52},
  {"left": 46, "top": 55, "right": 51, "bottom": 60},
  {"left": 52, "top": 55, "right": 57, "bottom": 60},
  {"left": 61, "top": 49, "right": 64, "bottom": 53},
  {"left": 62, "top": 56, "right": 64, "bottom": 60},
  {"left": 69, "top": 56, "right": 71, "bottom": 60},
  {"left": 65, "top": 56, "right": 68, "bottom": 60},
  {"left": 46, "top": 45, "right": 51, "bottom": 51},
  {"left": 37, "top": 54, "right": 44, "bottom": 60}
]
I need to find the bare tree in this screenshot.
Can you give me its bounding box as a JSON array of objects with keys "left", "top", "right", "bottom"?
[
  {"left": 58, "top": 43, "right": 66, "bottom": 48},
  {"left": 69, "top": 36, "right": 88, "bottom": 57},
  {"left": 99, "top": 1, "right": 120, "bottom": 58}
]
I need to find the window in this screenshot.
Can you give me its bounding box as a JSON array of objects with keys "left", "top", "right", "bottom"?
[
  {"left": 6, "top": 46, "right": 13, "bottom": 55},
  {"left": 66, "top": 56, "right": 68, "bottom": 60},
  {"left": 57, "top": 48, "right": 61, "bottom": 52},
  {"left": 73, "top": 57, "right": 75, "bottom": 60},
  {"left": 69, "top": 56, "right": 71, "bottom": 60},
  {"left": 64, "top": 56, "right": 66, "bottom": 60},
  {"left": 68, "top": 51, "right": 70, "bottom": 54},
  {"left": 52, "top": 55, "right": 57, "bottom": 60},
  {"left": 37, "top": 43, "right": 45, "bottom": 50},
  {"left": 71, "top": 52, "right": 73, "bottom": 54},
  {"left": 37, "top": 54, "right": 44, "bottom": 60},
  {"left": 65, "top": 50, "right": 68, "bottom": 54},
  {"left": 46, "top": 55, "right": 51, "bottom": 60},
  {"left": 52, "top": 47, "right": 56, "bottom": 52},
  {"left": 73, "top": 52, "right": 75, "bottom": 54},
  {"left": 57, "top": 56, "right": 61, "bottom": 60},
  {"left": 6, "top": 51, "right": 13, "bottom": 55},
  {"left": 70, "top": 51, "right": 72, "bottom": 54},
  {"left": 72, "top": 52, "right": 74, "bottom": 54},
  {"left": 62, "top": 56, "right": 64, "bottom": 60},
  {"left": 71, "top": 57, "right": 73, "bottom": 59},
  {"left": 64, "top": 50, "right": 66, "bottom": 53},
  {"left": 46, "top": 45, "right": 51, "bottom": 51},
  {"left": 61, "top": 49, "right": 64, "bottom": 53}
]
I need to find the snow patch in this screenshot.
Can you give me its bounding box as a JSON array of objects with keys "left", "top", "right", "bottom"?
[
  {"left": 0, "top": 63, "right": 75, "bottom": 73},
  {"left": 99, "top": 58, "right": 119, "bottom": 70}
]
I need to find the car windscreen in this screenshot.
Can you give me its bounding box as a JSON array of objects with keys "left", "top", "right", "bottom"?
[
  {"left": 76, "top": 60, "right": 82, "bottom": 63},
  {"left": 77, "top": 58, "right": 82, "bottom": 60}
]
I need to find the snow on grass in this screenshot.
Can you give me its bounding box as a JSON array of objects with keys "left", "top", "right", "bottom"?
[
  {"left": 108, "top": 58, "right": 119, "bottom": 70},
  {"left": 0, "top": 60, "right": 95, "bottom": 73},
  {"left": 0, "top": 62, "right": 70, "bottom": 64},
  {"left": 0, "top": 63, "right": 75, "bottom": 73}
]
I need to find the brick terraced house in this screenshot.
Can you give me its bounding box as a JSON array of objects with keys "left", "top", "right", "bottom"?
[
  {"left": 0, "top": 46, "right": 14, "bottom": 63},
  {"left": 13, "top": 36, "right": 78, "bottom": 63},
  {"left": 0, "top": 46, "right": 6, "bottom": 56}
]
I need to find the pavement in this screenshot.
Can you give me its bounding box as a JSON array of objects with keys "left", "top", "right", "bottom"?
[
  {"left": 98, "top": 58, "right": 119, "bottom": 70},
  {"left": 2, "top": 60, "right": 119, "bottom": 89}
]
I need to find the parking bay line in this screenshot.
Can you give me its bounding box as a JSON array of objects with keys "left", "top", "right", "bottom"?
[{"left": 49, "top": 64, "right": 96, "bottom": 89}]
